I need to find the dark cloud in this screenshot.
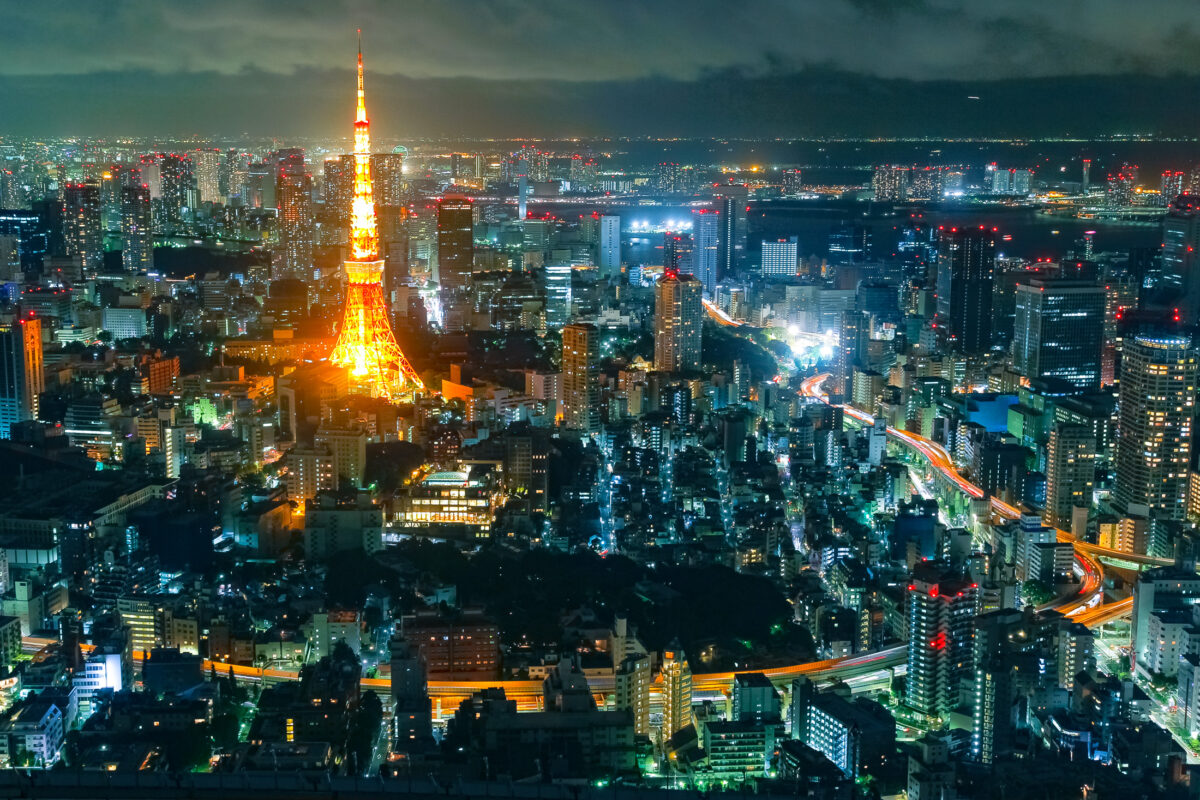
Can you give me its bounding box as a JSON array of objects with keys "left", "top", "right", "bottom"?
[{"left": 4, "top": 0, "right": 1200, "bottom": 135}]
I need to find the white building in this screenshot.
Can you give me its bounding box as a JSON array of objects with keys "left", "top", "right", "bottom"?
[{"left": 761, "top": 236, "right": 798, "bottom": 277}]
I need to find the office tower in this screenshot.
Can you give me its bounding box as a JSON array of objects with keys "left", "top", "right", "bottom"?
[
  {"left": 275, "top": 149, "right": 314, "bottom": 279},
  {"left": 370, "top": 152, "right": 405, "bottom": 207},
  {"left": 1082, "top": 158, "right": 1091, "bottom": 193},
  {"left": 935, "top": 226, "right": 995, "bottom": 354},
  {"left": 872, "top": 166, "right": 907, "bottom": 202},
  {"left": 782, "top": 168, "right": 803, "bottom": 196},
  {"left": 120, "top": 184, "right": 153, "bottom": 273},
  {"left": 1114, "top": 333, "right": 1198, "bottom": 523},
  {"left": 598, "top": 214, "right": 620, "bottom": 277},
  {"left": 0, "top": 317, "right": 42, "bottom": 439},
  {"left": 328, "top": 40, "right": 423, "bottom": 398},
  {"left": 654, "top": 271, "right": 703, "bottom": 373},
  {"left": 192, "top": 149, "right": 221, "bottom": 204},
  {"left": 714, "top": 184, "right": 748, "bottom": 276},
  {"left": 905, "top": 567, "right": 978, "bottom": 719},
  {"left": 660, "top": 644, "right": 693, "bottom": 746},
  {"left": 158, "top": 153, "right": 191, "bottom": 227},
  {"left": 61, "top": 182, "right": 103, "bottom": 272},
  {"left": 561, "top": 323, "right": 598, "bottom": 434},
  {"left": 1011, "top": 278, "right": 1105, "bottom": 389},
  {"left": 436, "top": 194, "right": 473, "bottom": 291},
  {"left": 614, "top": 653, "right": 651, "bottom": 737},
  {"left": 544, "top": 262, "right": 573, "bottom": 331},
  {"left": 1162, "top": 170, "right": 1185, "bottom": 207},
  {"left": 828, "top": 223, "right": 872, "bottom": 265},
  {"left": 220, "top": 149, "right": 247, "bottom": 202},
  {"left": 1162, "top": 195, "right": 1200, "bottom": 318},
  {"left": 323, "top": 155, "right": 355, "bottom": 219},
  {"left": 1044, "top": 423, "right": 1096, "bottom": 532},
  {"left": 835, "top": 309, "right": 868, "bottom": 397},
  {"left": 761, "top": 236, "right": 798, "bottom": 277},
  {"left": 692, "top": 209, "right": 718, "bottom": 294},
  {"left": 1106, "top": 164, "right": 1137, "bottom": 207}
]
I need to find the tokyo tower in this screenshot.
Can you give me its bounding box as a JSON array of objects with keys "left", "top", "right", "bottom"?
[{"left": 329, "top": 34, "right": 423, "bottom": 398}]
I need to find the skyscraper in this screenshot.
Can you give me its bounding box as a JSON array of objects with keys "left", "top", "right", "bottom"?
[
  {"left": 158, "top": 153, "right": 192, "bottom": 228},
  {"left": 1161, "top": 195, "right": 1200, "bottom": 319},
  {"left": 120, "top": 184, "right": 153, "bottom": 273},
  {"left": 323, "top": 154, "right": 355, "bottom": 220},
  {"left": 192, "top": 148, "right": 222, "bottom": 204},
  {"left": 1114, "top": 333, "right": 1198, "bottom": 523},
  {"left": 714, "top": 184, "right": 748, "bottom": 276},
  {"left": 435, "top": 194, "right": 473, "bottom": 291},
  {"left": 561, "top": 323, "right": 598, "bottom": 434},
  {"left": 654, "top": 271, "right": 703, "bottom": 373},
  {"left": 275, "top": 149, "right": 314, "bottom": 279},
  {"left": 1162, "top": 170, "right": 1185, "bottom": 207},
  {"left": 872, "top": 166, "right": 907, "bottom": 202},
  {"left": 370, "top": 152, "right": 405, "bottom": 207},
  {"left": 0, "top": 317, "right": 43, "bottom": 439},
  {"left": 598, "top": 214, "right": 620, "bottom": 277},
  {"left": 1043, "top": 423, "right": 1096, "bottom": 533},
  {"left": 761, "top": 236, "right": 798, "bottom": 277},
  {"left": 935, "top": 226, "right": 995, "bottom": 354},
  {"left": 1011, "top": 278, "right": 1105, "bottom": 390},
  {"left": 692, "top": 209, "right": 718, "bottom": 294},
  {"left": 782, "top": 168, "right": 803, "bottom": 196},
  {"left": 61, "top": 182, "right": 103, "bottom": 272}
]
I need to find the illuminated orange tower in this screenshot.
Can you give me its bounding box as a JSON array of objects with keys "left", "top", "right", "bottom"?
[{"left": 329, "top": 34, "right": 423, "bottom": 397}]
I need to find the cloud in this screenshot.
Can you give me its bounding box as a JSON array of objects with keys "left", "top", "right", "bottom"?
[{"left": 5, "top": 0, "right": 1200, "bottom": 83}]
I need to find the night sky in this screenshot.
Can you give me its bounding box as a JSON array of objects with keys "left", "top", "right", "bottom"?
[{"left": 4, "top": 0, "right": 1200, "bottom": 137}]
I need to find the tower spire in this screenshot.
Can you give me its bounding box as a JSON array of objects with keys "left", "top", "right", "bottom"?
[{"left": 349, "top": 30, "right": 378, "bottom": 262}]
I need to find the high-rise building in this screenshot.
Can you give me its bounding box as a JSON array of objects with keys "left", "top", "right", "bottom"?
[
  {"left": 120, "top": 184, "right": 152, "bottom": 273},
  {"left": 614, "top": 653, "right": 650, "bottom": 737},
  {"left": 654, "top": 162, "right": 682, "bottom": 194},
  {"left": 660, "top": 644, "right": 693, "bottom": 746},
  {"left": 158, "top": 153, "right": 192, "bottom": 227},
  {"left": 389, "top": 634, "right": 433, "bottom": 752},
  {"left": 654, "top": 271, "right": 703, "bottom": 373},
  {"left": 835, "top": 309, "right": 869, "bottom": 398},
  {"left": 1162, "top": 170, "right": 1185, "bottom": 207},
  {"left": 561, "top": 323, "right": 598, "bottom": 434},
  {"left": 0, "top": 317, "right": 42, "bottom": 439},
  {"left": 782, "top": 168, "right": 803, "bottom": 197},
  {"left": 1011, "top": 278, "right": 1105, "bottom": 390},
  {"left": 872, "top": 166, "right": 907, "bottom": 202},
  {"left": 275, "top": 148, "right": 314, "bottom": 280},
  {"left": 544, "top": 262, "right": 573, "bottom": 331},
  {"left": 370, "top": 152, "right": 405, "bottom": 207},
  {"left": 436, "top": 194, "right": 473, "bottom": 291},
  {"left": 192, "top": 149, "right": 221, "bottom": 204},
  {"left": 598, "top": 214, "right": 620, "bottom": 277},
  {"left": 61, "top": 182, "right": 103, "bottom": 272},
  {"left": 1106, "top": 164, "right": 1138, "bottom": 207},
  {"left": 1082, "top": 158, "right": 1092, "bottom": 193},
  {"left": 1114, "top": 333, "right": 1198, "bottom": 523},
  {"left": 1161, "top": 195, "right": 1200, "bottom": 319},
  {"left": 1011, "top": 168, "right": 1033, "bottom": 195},
  {"left": 905, "top": 566, "right": 978, "bottom": 719},
  {"left": 970, "top": 608, "right": 1092, "bottom": 764},
  {"left": 663, "top": 231, "right": 692, "bottom": 273},
  {"left": 761, "top": 236, "right": 798, "bottom": 277},
  {"left": 692, "top": 209, "right": 718, "bottom": 294},
  {"left": 935, "top": 226, "right": 996, "bottom": 354},
  {"left": 1043, "top": 423, "right": 1096, "bottom": 532},
  {"left": 323, "top": 154, "right": 355, "bottom": 219},
  {"left": 714, "top": 185, "right": 748, "bottom": 276}
]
